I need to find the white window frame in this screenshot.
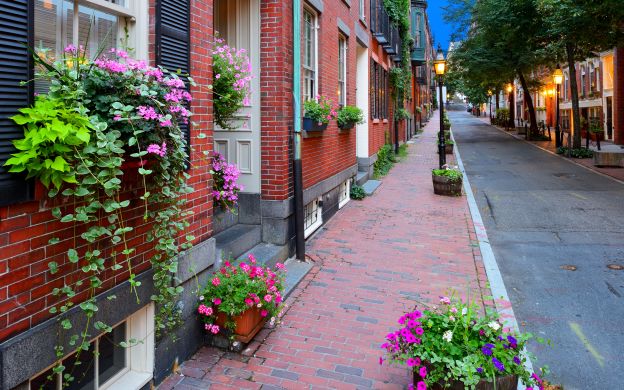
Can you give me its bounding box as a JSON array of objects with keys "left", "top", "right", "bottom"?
[
  {"left": 29, "top": 304, "right": 155, "bottom": 390},
  {"left": 359, "top": 0, "right": 365, "bottom": 22},
  {"left": 35, "top": 0, "right": 149, "bottom": 62},
  {"left": 304, "top": 197, "right": 323, "bottom": 238},
  {"left": 338, "top": 34, "right": 347, "bottom": 106},
  {"left": 303, "top": 7, "right": 318, "bottom": 103},
  {"left": 338, "top": 180, "right": 350, "bottom": 209}
]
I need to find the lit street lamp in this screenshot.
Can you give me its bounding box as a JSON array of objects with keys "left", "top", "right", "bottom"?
[
  {"left": 553, "top": 64, "right": 564, "bottom": 151},
  {"left": 488, "top": 89, "right": 493, "bottom": 122},
  {"left": 434, "top": 45, "right": 447, "bottom": 169},
  {"left": 506, "top": 83, "right": 513, "bottom": 129}
]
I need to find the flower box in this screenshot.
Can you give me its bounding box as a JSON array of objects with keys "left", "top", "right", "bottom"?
[
  {"left": 414, "top": 371, "right": 518, "bottom": 390},
  {"left": 303, "top": 117, "right": 328, "bottom": 131},
  {"left": 444, "top": 144, "right": 454, "bottom": 154},
  {"left": 338, "top": 122, "right": 356, "bottom": 130},
  {"left": 432, "top": 173, "right": 462, "bottom": 196},
  {"left": 214, "top": 307, "right": 267, "bottom": 343}
]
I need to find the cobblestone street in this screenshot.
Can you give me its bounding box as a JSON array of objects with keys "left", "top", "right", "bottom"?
[{"left": 160, "top": 115, "right": 492, "bottom": 389}]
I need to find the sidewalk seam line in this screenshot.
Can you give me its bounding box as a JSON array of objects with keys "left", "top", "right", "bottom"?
[{"left": 451, "top": 130, "right": 535, "bottom": 383}]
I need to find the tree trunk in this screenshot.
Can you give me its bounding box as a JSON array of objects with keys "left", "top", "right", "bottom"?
[
  {"left": 566, "top": 43, "right": 582, "bottom": 149},
  {"left": 518, "top": 71, "right": 538, "bottom": 139},
  {"left": 496, "top": 91, "right": 500, "bottom": 111}
]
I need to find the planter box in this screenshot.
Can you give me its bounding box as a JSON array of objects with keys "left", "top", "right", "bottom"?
[
  {"left": 432, "top": 173, "right": 462, "bottom": 196},
  {"left": 338, "top": 122, "right": 355, "bottom": 130},
  {"left": 303, "top": 117, "right": 328, "bottom": 132},
  {"left": 215, "top": 307, "right": 267, "bottom": 343},
  {"left": 414, "top": 371, "right": 518, "bottom": 390}
]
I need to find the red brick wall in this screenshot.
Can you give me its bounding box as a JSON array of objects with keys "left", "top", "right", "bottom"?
[
  {"left": 260, "top": 0, "right": 294, "bottom": 201},
  {"left": 614, "top": 47, "right": 624, "bottom": 145},
  {"left": 0, "top": 0, "right": 214, "bottom": 342},
  {"left": 300, "top": 2, "right": 358, "bottom": 189}
]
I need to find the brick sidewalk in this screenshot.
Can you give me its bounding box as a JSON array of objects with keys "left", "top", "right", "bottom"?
[
  {"left": 475, "top": 115, "right": 624, "bottom": 182},
  {"left": 159, "top": 114, "right": 492, "bottom": 390}
]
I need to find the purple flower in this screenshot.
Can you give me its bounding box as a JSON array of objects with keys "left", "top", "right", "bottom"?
[
  {"left": 476, "top": 367, "right": 483, "bottom": 374},
  {"left": 481, "top": 344, "right": 494, "bottom": 356},
  {"left": 406, "top": 357, "right": 421, "bottom": 367},
  {"left": 419, "top": 366, "right": 427, "bottom": 378},
  {"left": 513, "top": 356, "right": 521, "bottom": 365},
  {"left": 492, "top": 357, "right": 505, "bottom": 372}
]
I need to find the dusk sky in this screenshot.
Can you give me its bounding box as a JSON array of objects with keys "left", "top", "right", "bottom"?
[{"left": 427, "top": 1, "right": 453, "bottom": 52}]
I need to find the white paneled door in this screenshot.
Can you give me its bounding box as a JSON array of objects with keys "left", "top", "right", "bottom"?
[{"left": 214, "top": 0, "right": 261, "bottom": 193}]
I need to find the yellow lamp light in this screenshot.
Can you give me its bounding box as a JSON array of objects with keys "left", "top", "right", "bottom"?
[
  {"left": 433, "top": 45, "right": 446, "bottom": 76},
  {"left": 553, "top": 64, "right": 563, "bottom": 85},
  {"left": 506, "top": 84, "right": 513, "bottom": 93}
]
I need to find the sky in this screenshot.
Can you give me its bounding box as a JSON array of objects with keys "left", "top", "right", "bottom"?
[{"left": 427, "top": 0, "right": 453, "bottom": 52}]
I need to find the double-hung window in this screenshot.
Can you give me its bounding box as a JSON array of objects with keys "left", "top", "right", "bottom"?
[
  {"left": 303, "top": 8, "right": 318, "bottom": 102},
  {"left": 34, "top": 0, "right": 147, "bottom": 92},
  {"left": 338, "top": 35, "right": 347, "bottom": 106},
  {"left": 359, "top": 0, "right": 366, "bottom": 22}
]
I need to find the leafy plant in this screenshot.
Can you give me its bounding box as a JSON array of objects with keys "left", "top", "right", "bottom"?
[
  {"left": 198, "top": 255, "right": 285, "bottom": 336},
  {"left": 556, "top": 147, "right": 594, "bottom": 158},
  {"left": 5, "top": 96, "right": 93, "bottom": 188},
  {"left": 374, "top": 145, "right": 396, "bottom": 178},
  {"left": 212, "top": 36, "right": 252, "bottom": 130},
  {"left": 381, "top": 294, "right": 547, "bottom": 389},
  {"left": 432, "top": 168, "right": 463, "bottom": 182},
  {"left": 589, "top": 119, "right": 603, "bottom": 134},
  {"left": 304, "top": 95, "right": 338, "bottom": 125},
  {"left": 395, "top": 108, "right": 411, "bottom": 121},
  {"left": 337, "top": 105, "right": 365, "bottom": 128},
  {"left": 350, "top": 184, "right": 366, "bottom": 200}
]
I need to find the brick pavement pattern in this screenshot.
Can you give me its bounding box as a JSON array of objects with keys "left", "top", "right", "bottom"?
[{"left": 159, "top": 114, "right": 492, "bottom": 389}]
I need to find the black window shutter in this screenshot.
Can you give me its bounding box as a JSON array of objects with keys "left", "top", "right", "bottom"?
[
  {"left": 155, "top": 0, "right": 191, "bottom": 157},
  {"left": 0, "top": 0, "right": 34, "bottom": 206}
]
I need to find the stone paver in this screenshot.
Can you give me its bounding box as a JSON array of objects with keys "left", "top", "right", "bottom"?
[{"left": 161, "top": 113, "right": 492, "bottom": 390}]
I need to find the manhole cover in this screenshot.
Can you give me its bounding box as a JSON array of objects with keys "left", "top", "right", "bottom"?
[
  {"left": 561, "top": 265, "right": 577, "bottom": 271},
  {"left": 607, "top": 264, "right": 624, "bottom": 270}
]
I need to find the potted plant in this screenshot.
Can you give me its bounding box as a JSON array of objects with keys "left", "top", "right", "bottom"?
[
  {"left": 211, "top": 152, "right": 244, "bottom": 213},
  {"left": 303, "top": 95, "right": 337, "bottom": 131},
  {"left": 198, "top": 255, "right": 286, "bottom": 343},
  {"left": 337, "top": 105, "right": 365, "bottom": 130},
  {"left": 380, "top": 295, "right": 547, "bottom": 390},
  {"left": 431, "top": 166, "right": 463, "bottom": 196},
  {"left": 395, "top": 108, "right": 411, "bottom": 122},
  {"left": 437, "top": 137, "right": 454, "bottom": 154},
  {"left": 588, "top": 120, "right": 604, "bottom": 141}
]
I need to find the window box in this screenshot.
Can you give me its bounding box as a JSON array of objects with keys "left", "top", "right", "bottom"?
[
  {"left": 214, "top": 307, "right": 267, "bottom": 343},
  {"left": 303, "top": 117, "right": 328, "bottom": 131}
]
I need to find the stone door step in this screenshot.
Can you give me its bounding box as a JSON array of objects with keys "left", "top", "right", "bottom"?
[
  {"left": 362, "top": 179, "right": 381, "bottom": 195},
  {"left": 214, "top": 224, "right": 262, "bottom": 263},
  {"left": 237, "top": 243, "right": 289, "bottom": 270}
]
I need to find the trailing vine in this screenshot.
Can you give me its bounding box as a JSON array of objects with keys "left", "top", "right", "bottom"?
[
  {"left": 5, "top": 43, "right": 195, "bottom": 384},
  {"left": 384, "top": 0, "right": 414, "bottom": 107}
]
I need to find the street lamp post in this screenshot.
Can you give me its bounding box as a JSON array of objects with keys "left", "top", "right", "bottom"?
[
  {"left": 506, "top": 84, "right": 513, "bottom": 130},
  {"left": 434, "top": 45, "right": 447, "bottom": 169},
  {"left": 488, "top": 90, "right": 493, "bottom": 122},
  {"left": 553, "top": 64, "right": 563, "bottom": 149}
]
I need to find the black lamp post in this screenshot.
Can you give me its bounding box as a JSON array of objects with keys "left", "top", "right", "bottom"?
[
  {"left": 488, "top": 90, "right": 493, "bottom": 122},
  {"left": 553, "top": 64, "right": 563, "bottom": 149},
  {"left": 434, "top": 45, "right": 447, "bottom": 169}
]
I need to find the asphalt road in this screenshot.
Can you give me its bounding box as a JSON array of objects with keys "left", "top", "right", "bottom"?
[{"left": 449, "top": 107, "right": 624, "bottom": 390}]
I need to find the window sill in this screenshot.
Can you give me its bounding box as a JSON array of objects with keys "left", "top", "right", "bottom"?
[
  {"left": 383, "top": 119, "right": 389, "bottom": 124},
  {"left": 372, "top": 118, "right": 380, "bottom": 124},
  {"left": 359, "top": 17, "right": 367, "bottom": 28},
  {"left": 101, "top": 371, "right": 151, "bottom": 390}
]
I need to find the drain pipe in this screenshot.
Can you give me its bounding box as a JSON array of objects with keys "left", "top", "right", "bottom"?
[{"left": 293, "top": 0, "right": 305, "bottom": 261}]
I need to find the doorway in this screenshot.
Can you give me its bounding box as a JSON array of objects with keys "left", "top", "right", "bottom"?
[
  {"left": 606, "top": 97, "right": 613, "bottom": 140},
  {"left": 213, "top": 0, "right": 261, "bottom": 193},
  {"left": 355, "top": 45, "right": 369, "bottom": 162}
]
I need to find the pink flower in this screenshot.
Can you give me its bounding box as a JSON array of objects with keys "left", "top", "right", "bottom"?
[
  {"left": 264, "top": 294, "right": 272, "bottom": 303},
  {"left": 113, "top": 115, "right": 122, "bottom": 121},
  {"left": 417, "top": 381, "right": 427, "bottom": 390},
  {"left": 210, "top": 325, "right": 220, "bottom": 334},
  {"left": 260, "top": 309, "right": 268, "bottom": 317},
  {"left": 64, "top": 44, "right": 77, "bottom": 54},
  {"left": 248, "top": 253, "right": 256, "bottom": 263},
  {"left": 213, "top": 298, "right": 222, "bottom": 305},
  {"left": 275, "top": 263, "right": 285, "bottom": 270},
  {"left": 212, "top": 277, "right": 221, "bottom": 286},
  {"left": 245, "top": 298, "right": 254, "bottom": 306},
  {"left": 419, "top": 366, "right": 427, "bottom": 378},
  {"left": 440, "top": 296, "right": 451, "bottom": 305},
  {"left": 379, "top": 357, "right": 384, "bottom": 365},
  {"left": 406, "top": 357, "right": 421, "bottom": 367},
  {"left": 215, "top": 74, "right": 221, "bottom": 79}
]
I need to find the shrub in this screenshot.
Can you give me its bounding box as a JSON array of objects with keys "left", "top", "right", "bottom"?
[
  {"left": 374, "top": 145, "right": 396, "bottom": 178},
  {"left": 556, "top": 147, "right": 594, "bottom": 158},
  {"left": 337, "top": 105, "right": 365, "bottom": 128},
  {"left": 395, "top": 108, "right": 411, "bottom": 121},
  {"left": 350, "top": 184, "right": 366, "bottom": 200},
  {"left": 432, "top": 168, "right": 462, "bottom": 182}
]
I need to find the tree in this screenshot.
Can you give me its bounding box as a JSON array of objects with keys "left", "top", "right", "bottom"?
[{"left": 538, "top": 0, "right": 624, "bottom": 148}]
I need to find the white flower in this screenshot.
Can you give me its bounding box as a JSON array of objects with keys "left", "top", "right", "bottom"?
[
  {"left": 442, "top": 330, "right": 453, "bottom": 342},
  {"left": 257, "top": 303, "right": 262, "bottom": 308},
  {"left": 488, "top": 321, "right": 501, "bottom": 331},
  {"left": 461, "top": 307, "right": 467, "bottom": 316},
  {"left": 199, "top": 295, "right": 204, "bottom": 301}
]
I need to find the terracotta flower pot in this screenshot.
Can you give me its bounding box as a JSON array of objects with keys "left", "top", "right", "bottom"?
[
  {"left": 214, "top": 307, "right": 267, "bottom": 343},
  {"left": 432, "top": 173, "right": 462, "bottom": 196},
  {"left": 414, "top": 371, "right": 518, "bottom": 390}
]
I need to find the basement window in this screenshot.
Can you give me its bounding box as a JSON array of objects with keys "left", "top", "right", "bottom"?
[
  {"left": 304, "top": 197, "right": 323, "bottom": 238},
  {"left": 29, "top": 304, "right": 154, "bottom": 390},
  {"left": 338, "top": 180, "right": 350, "bottom": 209}
]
